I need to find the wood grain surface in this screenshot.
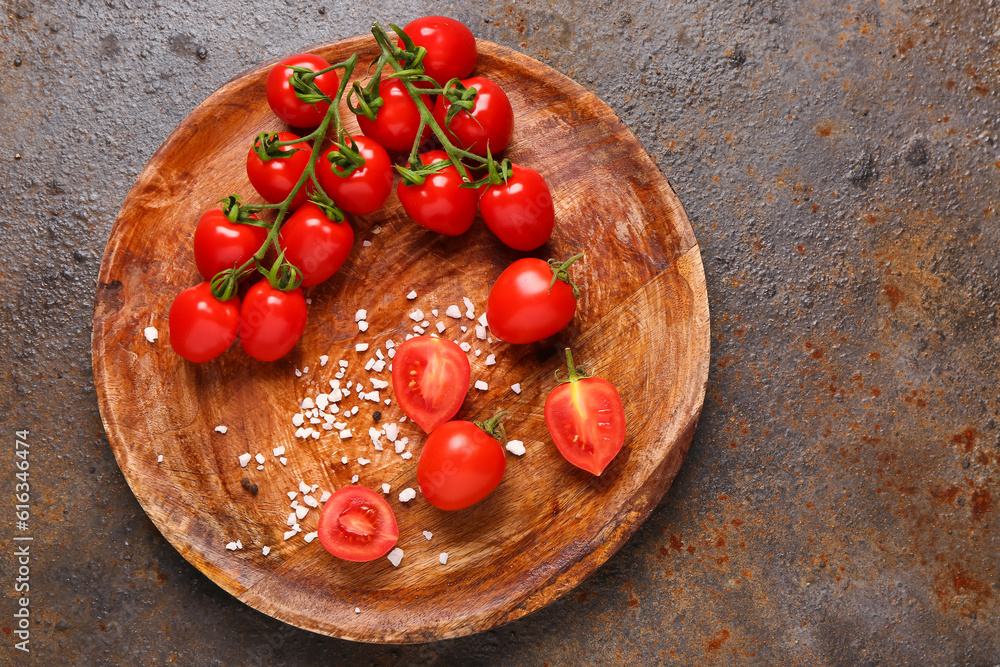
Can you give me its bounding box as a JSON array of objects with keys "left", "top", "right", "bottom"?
[{"left": 91, "top": 35, "right": 710, "bottom": 643}]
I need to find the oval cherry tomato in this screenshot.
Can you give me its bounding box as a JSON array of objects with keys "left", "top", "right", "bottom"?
[
  {"left": 278, "top": 202, "right": 354, "bottom": 287},
  {"left": 265, "top": 53, "right": 339, "bottom": 128},
  {"left": 391, "top": 336, "right": 470, "bottom": 433},
  {"left": 317, "top": 485, "right": 399, "bottom": 562},
  {"left": 397, "top": 150, "right": 479, "bottom": 235},
  {"left": 544, "top": 349, "right": 626, "bottom": 476},
  {"left": 168, "top": 282, "right": 241, "bottom": 363},
  {"left": 433, "top": 77, "right": 514, "bottom": 156},
  {"left": 486, "top": 256, "right": 581, "bottom": 344},
  {"left": 400, "top": 16, "right": 477, "bottom": 85},
  {"left": 356, "top": 79, "right": 432, "bottom": 152},
  {"left": 239, "top": 281, "right": 308, "bottom": 361},
  {"left": 246, "top": 132, "right": 312, "bottom": 209},
  {"left": 193, "top": 208, "right": 268, "bottom": 280},
  {"left": 417, "top": 419, "right": 506, "bottom": 511},
  {"left": 479, "top": 164, "right": 555, "bottom": 251},
  {"left": 316, "top": 136, "right": 393, "bottom": 216}
]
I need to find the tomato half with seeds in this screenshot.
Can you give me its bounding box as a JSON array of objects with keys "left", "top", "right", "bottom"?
[
  {"left": 486, "top": 255, "right": 583, "bottom": 344},
  {"left": 193, "top": 208, "right": 268, "bottom": 280},
  {"left": 246, "top": 131, "right": 312, "bottom": 209},
  {"left": 278, "top": 202, "right": 354, "bottom": 287},
  {"left": 239, "top": 281, "right": 308, "bottom": 362},
  {"left": 544, "top": 349, "right": 626, "bottom": 476},
  {"left": 397, "top": 150, "right": 479, "bottom": 235},
  {"left": 266, "top": 53, "right": 339, "bottom": 128},
  {"left": 433, "top": 77, "right": 514, "bottom": 156},
  {"left": 391, "top": 336, "right": 470, "bottom": 433},
  {"left": 356, "top": 78, "right": 432, "bottom": 152},
  {"left": 400, "top": 16, "right": 477, "bottom": 85},
  {"left": 318, "top": 486, "right": 399, "bottom": 562},
  {"left": 479, "top": 164, "right": 555, "bottom": 251},
  {"left": 417, "top": 417, "right": 507, "bottom": 511},
  {"left": 316, "top": 136, "right": 393, "bottom": 216},
  {"left": 168, "top": 282, "right": 241, "bottom": 363}
]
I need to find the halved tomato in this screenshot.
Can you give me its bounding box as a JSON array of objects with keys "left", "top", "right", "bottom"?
[
  {"left": 544, "top": 349, "right": 626, "bottom": 475},
  {"left": 391, "top": 336, "right": 470, "bottom": 433},
  {"left": 317, "top": 486, "right": 399, "bottom": 562}
]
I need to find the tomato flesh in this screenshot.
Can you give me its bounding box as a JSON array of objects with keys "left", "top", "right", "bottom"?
[
  {"left": 544, "top": 376, "right": 626, "bottom": 476},
  {"left": 418, "top": 421, "right": 506, "bottom": 511},
  {"left": 317, "top": 486, "right": 399, "bottom": 562},
  {"left": 391, "top": 336, "right": 470, "bottom": 433}
]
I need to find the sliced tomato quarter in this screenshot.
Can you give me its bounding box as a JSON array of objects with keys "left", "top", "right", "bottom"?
[
  {"left": 391, "top": 336, "right": 471, "bottom": 433},
  {"left": 317, "top": 486, "right": 399, "bottom": 562}
]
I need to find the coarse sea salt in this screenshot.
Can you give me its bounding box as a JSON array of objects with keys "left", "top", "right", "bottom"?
[
  {"left": 215, "top": 425, "right": 228, "bottom": 434},
  {"left": 406, "top": 290, "right": 417, "bottom": 300},
  {"left": 511, "top": 383, "right": 522, "bottom": 394},
  {"left": 475, "top": 325, "right": 487, "bottom": 340},
  {"left": 439, "top": 552, "right": 449, "bottom": 565},
  {"left": 320, "top": 491, "right": 331, "bottom": 502},
  {"left": 238, "top": 453, "right": 251, "bottom": 467},
  {"left": 505, "top": 440, "right": 526, "bottom": 456},
  {"left": 320, "top": 355, "right": 329, "bottom": 367},
  {"left": 273, "top": 445, "right": 285, "bottom": 457},
  {"left": 303, "top": 532, "right": 318, "bottom": 544},
  {"left": 409, "top": 309, "right": 424, "bottom": 322},
  {"left": 351, "top": 474, "right": 359, "bottom": 483},
  {"left": 382, "top": 483, "right": 391, "bottom": 493},
  {"left": 355, "top": 309, "right": 367, "bottom": 322},
  {"left": 478, "top": 313, "right": 488, "bottom": 327},
  {"left": 474, "top": 380, "right": 488, "bottom": 391},
  {"left": 387, "top": 548, "right": 404, "bottom": 567},
  {"left": 423, "top": 531, "right": 433, "bottom": 540},
  {"left": 262, "top": 546, "right": 271, "bottom": 556},
  {"left": 445, "top": 305, "right": 462, "bottom": 318},
  {"left": 358, "top": 321, "right": 369, "bottom": 332},
  {"left": 254, "top": 453, "right": 265, "bottom": 464},
  {"left": 299, "top": 481, "right": 311, "bottom": 494},
  {"left": 459, "top": 342, "right": 471, "bottom": 352},
  {"left": 398, "top": 488, "right": 416, "bottom": 503},
  {"left": 356, "top": 343, "right": 369, "bottom": 352},
  {"left": 485, "top": 354, "right": 496, "bottom": 366},
  {"left": 157, "top": 455, "right": 163, "bottom": 463},
  {"left": 143, "top": 326, "right": 158, "bottom": 343}
]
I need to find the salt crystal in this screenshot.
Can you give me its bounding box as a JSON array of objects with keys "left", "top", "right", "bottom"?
[
  {"left": 238, "top": 453, "right": 251, "bottom": 467},
  {"left": 387, "top": 547, "right": 404, "bottom": 567},
  {"left": 511, "top": 383, "right": 522, "bottom": 394},
  {"left": 355, "top": 309, "right": 367, "bottom": 322},
  {"left": 445, "top": 305, "right": 462, "bottom": 318},
  {"left": 215, "top": 425, "right": 228, "bottom": 434},
  {"left": 398, "top": 488, "right": 416, "bottom": 503},
  {"left": 475, "top": 380, "right": 488, "bottom": 391},
  {"left": 506, "top": 440, "right": 526, "bottom": 456},
  {"left": 143, "top": 326, "right": 158, "bottom": 343}
]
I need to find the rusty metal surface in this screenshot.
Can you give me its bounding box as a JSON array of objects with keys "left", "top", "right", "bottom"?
[{"left": 1, "top": 0, "right": 998, "bottom": 664}]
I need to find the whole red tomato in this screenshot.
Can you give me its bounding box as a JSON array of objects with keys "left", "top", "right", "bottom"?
[
  {"left": 433, "top": 77, "right": 514, "bottom": 156},
  {"left": 265, "top": 53, "right": 339, "bottom": 128},
  {"left": 316, "top": 136, "right": 393, "bottom": 216},
  {"left": 356, "top": 78, "right": 432, "bottom": 152},
  {"left": 486, "top": 255, "right": 582, "bottom": 344},
  {"left": 239, "top": 281, "right": 308, "bottom": 361},
  {"left": 391, "top": 336, "right": 470, "bottom": 433},
  {"left": 193, "top": 208, "right": 268, "bottom": 280},
  {"left": 479, "top": 164, "right": 554, "bottom": 251},
  {"left": 397, "top": 150, "right": 478, "bottom": 235},
  {"left": 317, "top": 485, "right": 399, "bottom": 562},
  {"left": 246, "top": 132, "right": 311, "bottom": 209},
  {"left": 544, "top": 349, "right": 626, "bottom": 476},
  {"left": 168, "top": 282, "right": 241, "bottom": 363},
  {"left": 417, "top": 417, "right": 507, "bottom": 511},
  {"left": 400, "top": 16, "right": 477, "bottom": 85},
  {"left": 278, "top": 202, "right": 354, "bottom": 287}
]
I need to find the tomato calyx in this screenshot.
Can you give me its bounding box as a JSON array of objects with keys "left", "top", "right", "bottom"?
[
  {"left": 324, "top": 136, "right": 368, "bottom": 177},
  {"left": 285, "top": 64, "right": 335, "bottom": 106},
  {"left": 439, "top": 79, "right": 479, "bottom": 124},
  {"left": 306, "top": 184, "right": 346, "bottom": 223},
  {"left": 463, "top": 150, "right": 513, "bottom": 189},
  {"left": 252, "top": 131, "right": 305, "bottom": 162},
  {"left": 217, "top": 194, "right": 271, "bottom": 229},
  {"left": 548, "top": 253, "right": 585, "bottom": 298},
  {"left": 554, "top": 347, "right": 592, "bottom": 385},
  {"left": 473, "top": 410, "right": 509, "bottom": 444},
  {"left": 396, "top": 155, "right": 456, "bottom": 187},
  {"left": 264, "top": 249, "right": 304, "bottom": 291},
  {"left": 389, "top": 22, "right": 429, "bottom": 74}
]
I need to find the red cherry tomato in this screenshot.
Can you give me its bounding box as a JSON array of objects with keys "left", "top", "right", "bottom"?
[
  {"left": 479, "top": 164, "right": 555, "bottom": 251},
  {"left": 433, "top": 77, "right": 514, "bottom": 156},
  {"left": 417, "top": 419, "right": 506, "bottom": 511},
  {"left": 239, "top": 281, "right": 308, "bottom": 361},
  {"left": 486, "top": 256, "right": 581, "bottom": 344},
  {"left": 356, "top": 79, "right": 432, "bottom": 152},
  {"left": 397, "top": 150, "right": 478, "bottom": 235},
  {"left": 544, "top": 349, "right": 626, "bottom": 476},
  {"left": 246, "top": 132, "right": 312, "bottom": 209},
  {"left": 317, "top": 486, "right": 399, "bottom": 562},
  {"left": 278, "top": 202, "right": 354, "bottom": 287},
  {"left": 316, "top": 136, "right": 393, "bottom": 216},
  {"left": 400, "top": 16, "right": 477, "bottom": 85},
  {"left": 192, "top": 208, "right": 267, "bottom": 280},
  {"left": 265, "top": 53, "right": 339, "bottom": 128},
  {"left": 168, "top": 282, "right": 241, "bottom": 363},
  {"left": 391, "top": 336, "right": 470, "bottom": 434}
]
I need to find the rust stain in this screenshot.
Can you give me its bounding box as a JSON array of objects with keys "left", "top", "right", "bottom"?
[
  {"left": 706, "top": 629, "right": 731, "bottom": 652},
  {"left": 952, "top": 428, "right": 977, "bottom": 452},
  {"left": 929, "top": 485, "right": 959, "bottom": 505},
  {"left": 883, "top": 283, "right": 903, "bottom": 309},
  {"left": 970, "top": 487, "right": 991, "bottom": 521}
]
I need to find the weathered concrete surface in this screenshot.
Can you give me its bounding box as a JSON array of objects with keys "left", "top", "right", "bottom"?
[{"left": 1, "top": 0, "right": 998, "bottom": 664}]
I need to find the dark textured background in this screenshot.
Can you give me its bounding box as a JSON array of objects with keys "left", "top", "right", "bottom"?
[{"left": 1, "top": 0, "right": 999, "bottom": 664}]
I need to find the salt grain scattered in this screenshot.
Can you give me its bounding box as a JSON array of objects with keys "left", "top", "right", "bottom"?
[
  {"left": 287, "top": 491, "right": 297, "bottom": 500},
  {"left": 339, "top": 429, "right": 352, "bottom": 439},
  {"left": 341, "top": 456, "right": 349, "bottom": 465},
  {"left": 475, "top": 380, "right": 488, "bottom": 391},
  {"left": 238, "top": 453, "right": 251, "bottom": 467},
  {"left": 445, "top": 305, "right": 462, "bottom": 318},
  {"left": 283, "top": 530, "right": 296, "bottom": 541},
  {"left": 485, "top": 354, "right": 496, "bottom": 366},
  {"left": 406, "top": 290, "right": 417, "bottom": 300},
  {"left": 358, "top": 458, "right": 371, "bottom": 465},
  {"left": 436, "top": 322, "right": 446, "bottom": 333},
  {"left": 382, "top": 483, "right": 391, "bottom": 493},
  {"left": 387, "top": 548, "right": 404, "bottom": 567},
  {"left": 262, "top": 546, "right": 271, "bottom": 556},
  {"left": 280, "top": 457, "right": 288, "bottom": 465},
  {"left": 157, "top": 455, "right": 163, "bottom": 463},
  {"left": 439, "top": 552, "right": 449, "bottom": 565},
  {"left": 423, "top": 531, "right": 433, "bottom": 540},
  {"left": 478, "top": 313, "right": 488, "bottom": 327},
  {"left": 351, "top": 474, "right": 359, "bottom": 483},
  {"left": 320, "top": 491, "right": 331, "bottom": 502},
  {"left": 143, "top": 326, "right": 159, "bottom": 343},
  {"left": 301, "top": 397, "right": 315, "bottom": 409},
  {"left": 215, "top": 425, "right": 228, "bottom": 434},
  {"left": 226, "top": 542, "right": 238, "bottom": 551},
  {"left": 506, "top": 440, "right": 526, "bottom": 456},
  {"left": 320, "top": 355, "right": 329, "bottom": 367},
  {"left": 355, "top": 309, "right": 367, "bottom": 322},
  {"left": 511, "top": 383, "right": 522, "bottom": 394},
  {"left": 459, "top": 342, "right": 471, "bottom": 352},
  {"left": 303, "top": 495, "right": 319, "bottom": 508},
  {"left": 254, "top": 453, "right": 265, "bottom": 464},
  {"left": 409, "top": 309, "right": 424, "bottom": 322},
  {"left": 399, "top": 488, "right": 416, "bottom": 503},
  {"left": 273, "top": 445, "right": 285, "bottom": 457},
  {"left": 304, "top": 531, "right": 318, "bottom": 544},
  {"left": 358, "top": 321, "right": 369, "bottom": 332},
  {"left": 401, "top": 452, "right": 413, "bottom": 460},
  {"left": 295, "top": 505, "right": 308, "bottom": 520},
  {"left": 475, "top": 325, "right": 487, "bottom": 340},
  {"left": 339, "top": 360, "right": 349, "bottom": 368}
]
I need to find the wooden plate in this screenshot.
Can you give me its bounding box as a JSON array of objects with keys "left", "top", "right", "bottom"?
[{"left": 92, "top": 35, "right": 709, "bottom": 643}]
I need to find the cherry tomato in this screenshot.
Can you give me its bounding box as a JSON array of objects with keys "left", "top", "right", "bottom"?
[
  {"left": 265, "top": 53, "right": 339, "bottom": 128},
  {"left": 316, "top": 136, "right": 393, "bottom": 216},
  {"left": 192, "top": 208, "right": 267, "bottom": 280},
  {"left": 246, "top": 132, "right": 312, "bottom": 209},
  {"left": 433, "top": 77, "right": 514, "bottom": 156},
  {"left": 168, "top": 282, "right": 241, "bottom": 363},
  {"left": 356, "top": 79, "right": 432, "bottom": 152},
  {"left": 544, "top": 349, "right": 626, "bottom": 476},
  {"left": 479, "top": 164, "right": 555, "bottom": 251},
  {"left": 239, "top": 281, "right": 308, "bottom": 361},
  {"left": 400, "top": 16, "right": 477, "bottom": 85},
  {"left": 397, "top": 150, "right": 479, "bottom": 235},
  {"left": 417, "top": 419, "right": 506, "bottom": 511},
  {"left": 317, "top": 485, "right": 399, "bottom": 562},
  {"left": 486, "top": 256, "right": 581, "bottom": 344},
  {"left": 278, "top": 202, "right": 354, "bottom": 287},
  {"left": 391, "top": 336, "right": 470, "bottom": 433}
]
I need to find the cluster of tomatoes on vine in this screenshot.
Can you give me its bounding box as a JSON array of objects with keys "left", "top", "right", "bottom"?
[{"left": 168, "top": 16, "right": 564, "bottom": 365}]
